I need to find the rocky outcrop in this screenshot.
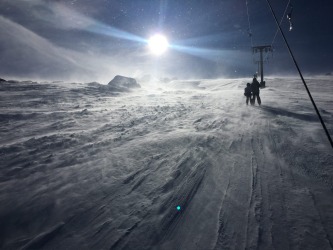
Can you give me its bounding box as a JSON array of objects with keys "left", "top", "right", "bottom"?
[{"left": 108, "top": 75, "right": 141, "bottom": 90}]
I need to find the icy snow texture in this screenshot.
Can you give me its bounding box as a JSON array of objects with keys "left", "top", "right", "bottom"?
[{"left": 0, "top": 77, "right": 332, "bottom": 249}]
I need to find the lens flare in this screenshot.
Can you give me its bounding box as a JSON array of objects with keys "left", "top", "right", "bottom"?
[{"left": 148, "top": 34, "right": 169, "bottom": 55}]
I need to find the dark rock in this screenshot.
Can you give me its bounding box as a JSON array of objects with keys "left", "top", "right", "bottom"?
[
  {"left": 108, "top": 75, "right": 141, "bottom": 89},
  {"left": 86, "top": 82, "right": 102, "bottom": 87}
]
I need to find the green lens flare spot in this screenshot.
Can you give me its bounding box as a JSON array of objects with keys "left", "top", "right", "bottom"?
[{"left": 176, "top": 206, "right": 181, "bottom": 211}]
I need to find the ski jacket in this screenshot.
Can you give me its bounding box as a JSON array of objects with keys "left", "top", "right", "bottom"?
[
  {"left": 244, "top": 86, "right": 252, "bottom": 97},
  {"left": 251, "top": 78, "right": 260, "bottom": 94}
]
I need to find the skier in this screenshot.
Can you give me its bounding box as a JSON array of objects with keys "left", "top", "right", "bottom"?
[
  {"left": 244, "top": 83, "right": 252, "bottom": 105},
  {"left": 251, "top": 76, "right": 261, "bottom": 105}
]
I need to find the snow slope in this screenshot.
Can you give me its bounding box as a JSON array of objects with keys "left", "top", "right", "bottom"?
[{"left": 0, "top": 77, "right": 332, "bottom": 249}]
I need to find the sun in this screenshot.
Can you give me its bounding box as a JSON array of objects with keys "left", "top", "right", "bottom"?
[{"left": 148, "top": 34, "right": 169, "bottom": 55}]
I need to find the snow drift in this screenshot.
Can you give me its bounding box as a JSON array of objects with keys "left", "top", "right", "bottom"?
[{"left": 0, "top": 77, "right": 332, "bottom": 249}]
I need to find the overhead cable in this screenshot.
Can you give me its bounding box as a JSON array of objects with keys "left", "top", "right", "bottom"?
[{"left": 266, "top": 0, "right": 333, "bottom": 149}]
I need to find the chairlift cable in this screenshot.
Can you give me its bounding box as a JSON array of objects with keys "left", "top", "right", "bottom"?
[
  {"left": 264, "top": 0, "right": 291, "bottom": 61},
  {"left": 266, "top": 0, "right": 333, "bottom": 149},
  {"left": 245, "top": 0, "right": 253, "bottom": 47},
  {"left": 270, "top": 0, "right": 291, "bottom": 46}
]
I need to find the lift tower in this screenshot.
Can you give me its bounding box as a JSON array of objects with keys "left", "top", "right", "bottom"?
[{"left": 252, "top": 45, "right": 272, "bottom": 88}]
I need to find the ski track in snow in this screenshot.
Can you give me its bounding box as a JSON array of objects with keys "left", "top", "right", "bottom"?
[{"left": 0, "top": 77, "right": 332, "bottom": 249}]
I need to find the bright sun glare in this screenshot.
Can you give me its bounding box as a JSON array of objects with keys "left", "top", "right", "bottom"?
[{"left": 148, "top": 34, "right": 169, "bottom": 55}]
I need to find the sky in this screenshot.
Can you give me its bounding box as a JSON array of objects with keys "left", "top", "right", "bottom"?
[{"left": 0, "top": 0, "right": 332, "bottom": 83}]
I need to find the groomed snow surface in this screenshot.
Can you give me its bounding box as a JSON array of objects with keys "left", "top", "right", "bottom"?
[{"left": 0, "top": 77, "right": 332, "bottom": 250}]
